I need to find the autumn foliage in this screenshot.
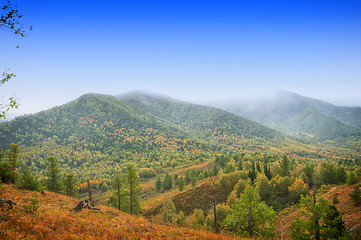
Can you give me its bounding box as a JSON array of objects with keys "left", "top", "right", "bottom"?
[{"left": 0, "top": 184, "right": 242, "bottom": 239}]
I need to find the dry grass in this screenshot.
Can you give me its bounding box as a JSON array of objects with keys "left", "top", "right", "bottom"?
[{"left": 0, "top": 184, "right": 241, "bottom": 239}]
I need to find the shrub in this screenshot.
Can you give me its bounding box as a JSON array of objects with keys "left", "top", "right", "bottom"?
[{"left": 23, "top": 196, "right": 39, "bottom": 214}]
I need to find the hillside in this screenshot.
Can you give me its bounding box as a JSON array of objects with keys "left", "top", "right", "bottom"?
[
  {"left": 0, "top": 93, "right": 216, "bottom": 182},
  {"left": 210, "top": 89, "right": 361, "bottom": 143},
  {"left": 1, "top": 92, "right": 356, "bottom": 182},
  {"left": 276, "top": 183, "right": 361, "bottom": 239},
  {"left": 0, "top": 184, "right": 240, "bottom": 239}
]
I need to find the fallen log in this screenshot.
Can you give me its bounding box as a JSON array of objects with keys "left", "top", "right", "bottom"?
[
  {"left": 0, "top": 199, "right": 17, "bottom": 210},
  {"left": 72, "top": 199, "right": 104, "bottom": 213}
]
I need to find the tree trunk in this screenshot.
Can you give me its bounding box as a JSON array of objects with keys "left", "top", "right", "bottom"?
[
  {"left": 87, "top": 180, "right": 93, "bottom": 206},
  {"left": 248, "top": 203, "right": 254, "bottom": 238},
  {"left": 129, "top": 180, "right": 133, "bottom": 214},
  {"left": 73, "top": 199, "right": 103, "bottom": 213},
  {"left": 213, "top": 198, "right": 218, "bottom": 233},
  {"left": 313, "top": 189, "right": 320, "bottom": 240}
]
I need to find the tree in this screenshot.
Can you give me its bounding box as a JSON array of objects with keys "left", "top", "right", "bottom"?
[
  {"left": 248, "top": 161, "right": 257, "bottom": 183},
  {"left": 160, "top": 195, "right": 176, "bottom": 224},
  {"left": 346, "top": 171, "right": 357, "bottom": 186},
  {"left": 264, "top": 163, "right": 272, "bottom": 180},
  {"left": 222, "top": 186, "right": 276, "bottom": 238},
  {"left": 291, "top": 195, "right": 351, "bottom": 240},
  {"left": 155, "top": 176, "right": 162, "bottom": 192},
  {"left": 6, "top": 143, "right": 20, "bottom": 184},
  {"left": 255, "top": 174, "right": 272, "bottom": 204},
  {"left": 349, "top": 185, "right": 361, "bottom": 205},
  {"left": 288, "top": 178, "right": 309, "bottom": 204},
  {"left": 0, "top": 148, "right": 15, "bottom": 183},
  {"left": 110, "top": 173, "right": 127, "bottom": 211},
  {"left": 18, "top": 165, "right": 41, "bottom": 191},
  {"left": 63, "top": 173, "right": 77, "bottom": 196},
  {"left": 279, "top": 155, "right": 290, "bottom": 177},
  {"left": 178, "top": 176, "right": 184, "bottom": 191},
  {"left": 1, "top": 0, "right": 32, "bottom": 119},
  {"left": 44, "top": 156, "right": 62, "bottom": 193},
  {"left": 163, "top": 173, "right": 173, "bottom": 190},
  {"left": 101, "top": 182, "right": 109, "bottom": 192},
  {"left": 125, "top": 163, "right": 141, "bottom": 214}
]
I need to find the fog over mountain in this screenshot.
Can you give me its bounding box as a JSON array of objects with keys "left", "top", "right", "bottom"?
[{"left": 207, "top": 89, "right": 361, "bottom": 141}]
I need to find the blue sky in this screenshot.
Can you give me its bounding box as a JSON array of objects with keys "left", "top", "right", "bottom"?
[{"left": 1, "top": 0, "right": 361, "bottom": 116}]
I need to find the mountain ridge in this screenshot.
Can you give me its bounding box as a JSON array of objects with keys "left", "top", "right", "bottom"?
[{"left": 208, "top": 89, "right": 361, "bottom": 142}]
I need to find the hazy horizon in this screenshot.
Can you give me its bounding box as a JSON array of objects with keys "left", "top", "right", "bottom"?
[{"left": 2, "top": 0, "right": 361, "bottom": 117}]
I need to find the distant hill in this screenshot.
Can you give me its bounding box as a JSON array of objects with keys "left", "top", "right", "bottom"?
[
  {"left": 0, "top": 92, "right": 358, "bottom": 182},
  {"left": 209, "top": 89, "right": 361, "bottom": 142},
  {"left": 117, "top": 92, "right": 286, "bottom": 145}
]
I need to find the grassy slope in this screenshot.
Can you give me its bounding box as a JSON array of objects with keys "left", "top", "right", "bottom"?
[
  {"left": 275, "top": 183, "right": 361, "bottom": 239},
  {"left": 0, "top": 184, "right": 242, "bottom": 240}
]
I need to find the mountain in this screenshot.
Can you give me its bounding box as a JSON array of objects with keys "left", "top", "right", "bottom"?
[
  {"left": 0, "top": 92, "right": 358, "bottom": 182},
  {"left": 209, "top": 90, "right": 361, "bottom": 142},
  {"left": 117, "top": 92, "right": 285, "bottom": 145}
]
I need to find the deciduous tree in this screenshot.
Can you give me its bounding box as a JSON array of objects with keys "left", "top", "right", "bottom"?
[{"left": 1, "top": 0, "right": 32, "bottom": 118}]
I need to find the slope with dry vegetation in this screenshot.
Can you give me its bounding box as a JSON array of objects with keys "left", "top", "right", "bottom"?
[{"left": 0, "top": 184, "right": 243, "bottom": 239}]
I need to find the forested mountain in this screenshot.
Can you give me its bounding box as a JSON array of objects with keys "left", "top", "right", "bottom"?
[
  {"left": 210, "top": 89, "right": 361, "bottom": 142},
  {"left": 117, "top": 92, "right": 285, "bottom": 145},
  {"left": 1, "top": 92, "right": 361, "bottom": 239},
  {"left": 0, "top": 92, "right": 360, "bottom": 182}
]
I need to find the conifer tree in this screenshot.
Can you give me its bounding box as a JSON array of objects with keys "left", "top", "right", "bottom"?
[
  {"left": 45, "top": 156, "right": 62, "bottom": 193},
  {"left": 125, "top": 163, "right": 141, "bottom": 214},
  {"left": 349, "top": 185, "right": 361, "bottom": 205},
  {"left": 63, "top": 173, "right": 77, "bottom": 196},
  {"left": 291, "top": 195, "right": 352, "bottom": 240},
  {"left": 280, "top": 155, "right": 290, "bottom": 177},
  {"left": 155, "top": 176, "right": 162, "bottom": 192},
  {"left": 222, "top": 186, "right": 276, "bottom": 238},
  {"left": 6, "top": 143, "right": 20, "bottom": 184},
  {"left": 346, "top": 171, "right": 357, "bottom": 185},
  {"left": 18, "top": 164, "right": 41, "bottom": 191},
  {"left": 178, "top": 176, "right": 185, "bottom": 191}
]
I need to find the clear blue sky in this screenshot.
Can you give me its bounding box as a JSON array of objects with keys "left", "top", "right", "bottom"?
[{"left": 1, "top": 0, "right": 361, "bottom": 116}]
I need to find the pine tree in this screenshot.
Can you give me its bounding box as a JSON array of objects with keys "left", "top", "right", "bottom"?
[
  {"left": 0, "top": 148, "right": 15, "bottom": 184},
  {"left": 45, "top": 156, "right": 62, "bottom": 193},
  {"left": 222, "top": 186, "right": 276, "bottom": 238},
  {"left": 349, "top": 185, "right": 361, "bottom": 205},
  {"left": 280, "top": 155, "right": 290, "bottom": 177},
  {"left": 6, "top": 143, "right": 20, "bottom": 184},
  {"left": 155, "top": 176, "right": 162, "bottom": 192},
  {"left": 125, "top": 163, "right": 141, "bottom": 214},
  {"left": 291, "top": 195, "right": 352, "bottom": 240},
  {"left": 178, "top": 176, "right": 184, "bottom": 191},
  {"left": 63, "top": 173, "right": 77, "bottom": 196},
  {"left": 18, "top": 165, "right": 41, "bottom": 191},
  {"left": 346, "top": 171, "right": 357, "bottom": 185},
  {"left": 248, "top": 162, "right": 257, "bottom": 183}
]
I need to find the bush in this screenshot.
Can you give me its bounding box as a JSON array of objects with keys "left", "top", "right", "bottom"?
[
  {"left": 23, "top": 196, "right": 39, "bottom": 214},
  {"left": 138, "top": 168, "right": 156, "bottom": 179}
]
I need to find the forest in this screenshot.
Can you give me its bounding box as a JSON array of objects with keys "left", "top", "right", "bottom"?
[{"left": 1, "top": 93, "right": 361, "bottom": 239}]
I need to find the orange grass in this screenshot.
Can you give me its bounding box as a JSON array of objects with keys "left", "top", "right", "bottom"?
[{"left": 0, "top": 184, "right": 242, "bottom": 239}]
